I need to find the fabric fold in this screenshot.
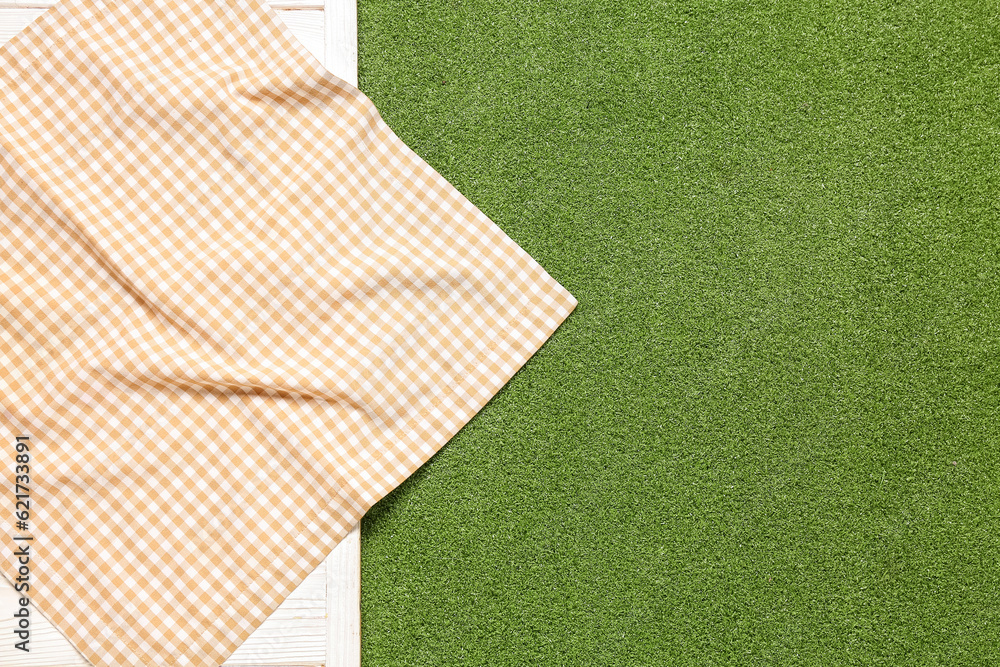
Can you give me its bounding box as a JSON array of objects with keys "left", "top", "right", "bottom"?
[{"left": 0, "top": 0, "right": 576, "bottom": 665}]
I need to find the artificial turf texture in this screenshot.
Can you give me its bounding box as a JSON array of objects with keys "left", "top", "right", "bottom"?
[{"left": 354, "top": 0, "right": 1000, "bottom": 664}]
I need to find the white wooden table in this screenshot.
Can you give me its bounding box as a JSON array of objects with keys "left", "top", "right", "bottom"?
[{"left": 0, "top": 2, "right": 361, "bottom": 665}]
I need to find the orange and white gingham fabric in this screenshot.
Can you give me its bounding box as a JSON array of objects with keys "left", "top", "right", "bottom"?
[{"left": 0, "top": 0, "right": 576, "bottom": 664}]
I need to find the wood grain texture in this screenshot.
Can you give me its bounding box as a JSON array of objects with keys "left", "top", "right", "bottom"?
[
  {"left": 0, "top": 561, "right": 327, "bottom": 666},
  {"left": 223, "top": 559, "right": 328, "bottom": 666},
  {"left": 327, "top": 525, "right": 361, "bottom": 667},
  {"left": 324, "top": 0, "right": 356, "bottom": 86},
  {"left": 271, "top": 9, "right": 325, "bottom": 62},
  {"left": 0, "top": 7, "right": 40, "bottom": 41}
]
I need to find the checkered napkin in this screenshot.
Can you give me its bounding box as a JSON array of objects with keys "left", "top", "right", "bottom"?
[{"left": 0, "top": 0, "right": 576, "bottom": 664}]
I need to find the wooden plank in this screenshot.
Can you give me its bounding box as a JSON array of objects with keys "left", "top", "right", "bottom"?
[
  {"left": 270, "top": 9, "right": 325, "bottom": 61},
  {"left": 324, "top": 0, "right": 357, "bottom": 86},
  {"left": 0, "top": 576, "right": 87, "bottom": 667},
  {"left": 327, "top": 525, "right": 361, "bottom": 667},
  {"left": 0, "top": 560, "right": 327, "bottom": 666},
  {"left": 224, "top": 559, "right": 328, "bottom": 666},
  {"left": 0, "top": 7, "right": 38, "bottom": 41}
]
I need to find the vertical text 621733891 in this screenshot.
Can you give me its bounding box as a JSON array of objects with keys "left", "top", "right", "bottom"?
[{"left": 11, "top": 434, "right": 31, "bottom": 653}]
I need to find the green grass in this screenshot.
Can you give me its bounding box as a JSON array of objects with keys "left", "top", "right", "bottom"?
[{"left": 355, "top": 0, "right": 1000, "bottom": 664}]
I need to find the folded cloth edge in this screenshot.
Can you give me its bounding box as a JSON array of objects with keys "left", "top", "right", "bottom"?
[{"left": 0, "top": 0, "right": 578, "bottom": 664}]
